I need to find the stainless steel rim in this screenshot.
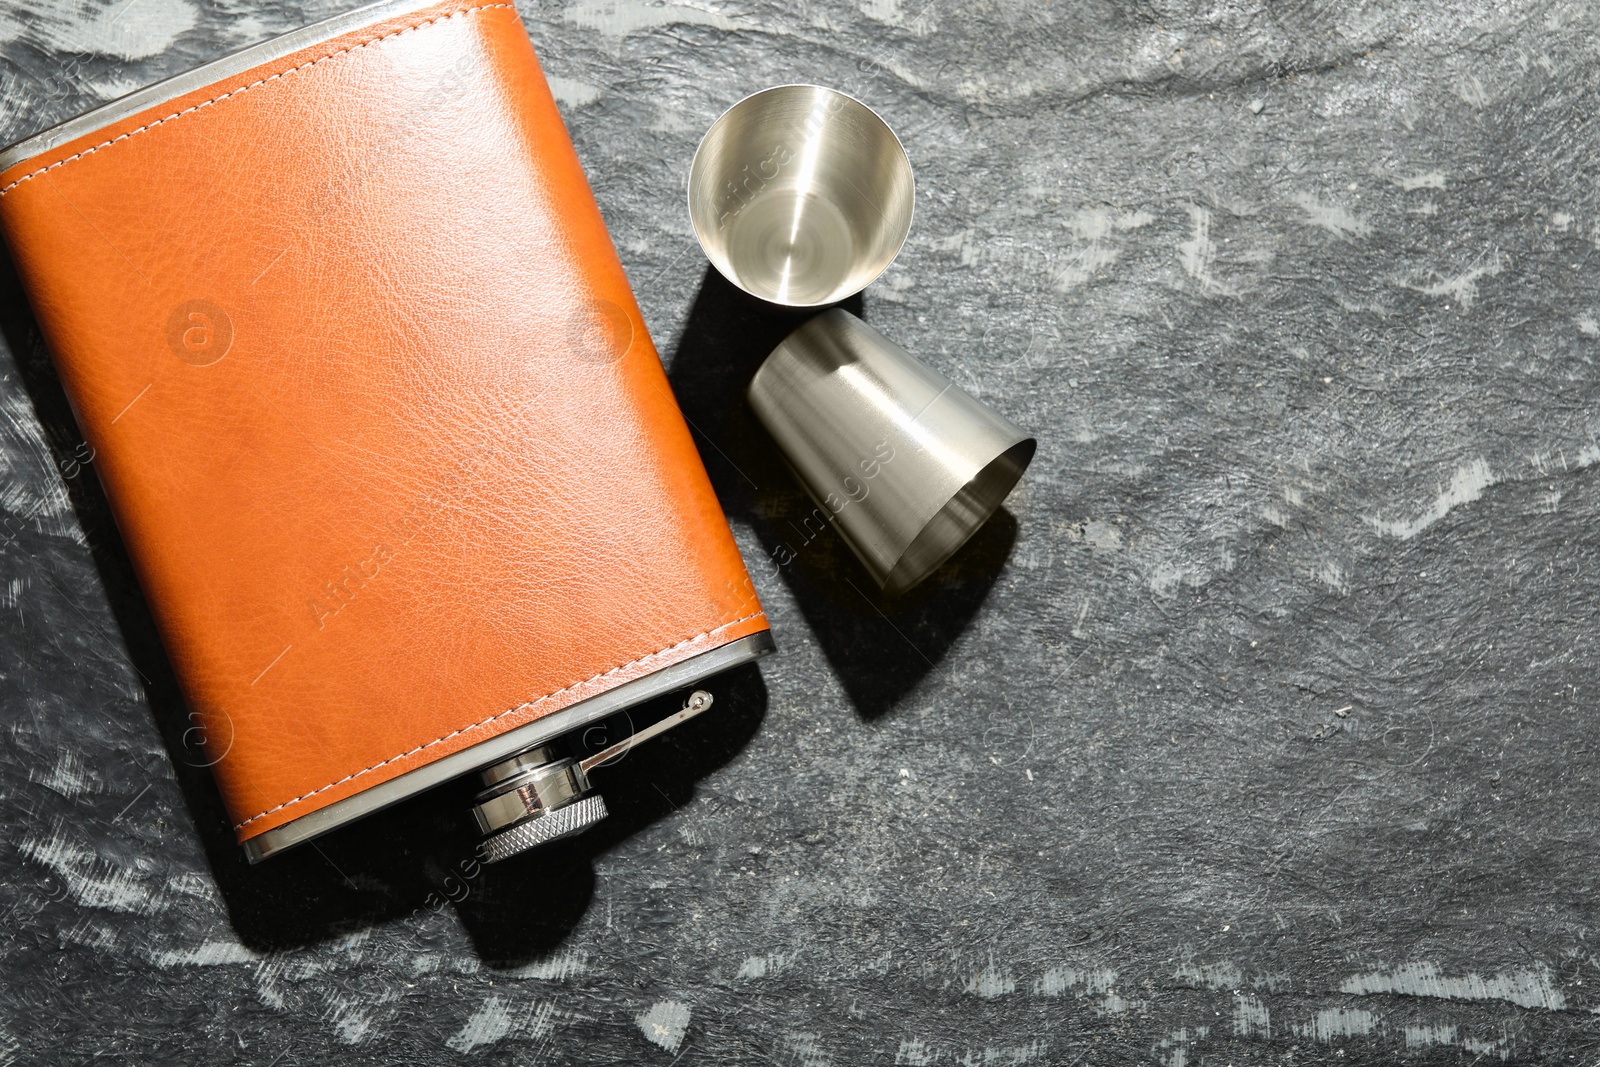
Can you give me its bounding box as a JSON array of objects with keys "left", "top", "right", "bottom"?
[
  {"left": 685, "top": 83, "right": 915, "bottom": 309},
  {"left": 749, "top": 310, "right": 1034, "bottom": 595},
  {"left": 0, "top": 0, "right": 442, "bottom": 172},
  {"left": 241, "top": 631, "right": 774, "bottom": 862},
  {"left": 883, "top": 437, "right": 1036, "bottom": 596},
  {"left": 471, "top": 756, "right": 591, "bottom": 834},
  {"left": 468, "top": 688, "right": 717, "bottom": 862}
]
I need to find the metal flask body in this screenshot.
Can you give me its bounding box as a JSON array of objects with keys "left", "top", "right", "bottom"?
[{"left": 749, "top": 310, "right": 1035, "bottom": 596}]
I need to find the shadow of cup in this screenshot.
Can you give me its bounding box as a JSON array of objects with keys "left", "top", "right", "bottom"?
[{"left": 664, "top": 266, "right": 1023, "bottom": 720}]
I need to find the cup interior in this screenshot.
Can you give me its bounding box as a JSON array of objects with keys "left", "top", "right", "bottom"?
[{"left": 688, "top": 85, "right": 914, "bottom": 308}]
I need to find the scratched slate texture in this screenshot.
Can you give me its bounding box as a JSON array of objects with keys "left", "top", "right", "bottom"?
[{"left": 2, "top": 0, "right": 1600, "bottom": 1063}]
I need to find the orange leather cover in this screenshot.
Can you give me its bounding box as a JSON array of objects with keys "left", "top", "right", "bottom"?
[{"left": 0, "top": 1, "right": 767, "bottom": 843}]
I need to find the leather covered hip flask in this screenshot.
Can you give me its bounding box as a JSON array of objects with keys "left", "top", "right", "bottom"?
[{"left": 0, "top": 0, "right": 772, "bottom": 862}]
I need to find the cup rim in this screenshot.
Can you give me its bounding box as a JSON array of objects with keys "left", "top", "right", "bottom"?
[
  {"left": 685, "top": 83, "right": 916, "bottom": 309},
  {"left": 881, "top": 437, "right": 1037, "bottom": 596}
]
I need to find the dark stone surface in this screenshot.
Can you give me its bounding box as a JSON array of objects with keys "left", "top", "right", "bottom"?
[{"left": 2, "top": 0, "right": 1600, "bottom": 1063}]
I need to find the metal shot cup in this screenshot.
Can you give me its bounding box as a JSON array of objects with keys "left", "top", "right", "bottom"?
[
  {"left": 749, "top": 310, "right": 1036, "bottom": 596},
  {"left": 688, "top": 84, "right": 914, "bottom": 308}
]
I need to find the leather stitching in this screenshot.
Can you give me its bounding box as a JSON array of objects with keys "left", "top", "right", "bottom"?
[
  {"left": 232, "top": 611, "right": 768, "bottom": 829},
  {"left": 3, "top": 2, "right": 768, "bottom": 835},
  {"left": 0, "top": 3, "right": 518, "bottom": 197}
]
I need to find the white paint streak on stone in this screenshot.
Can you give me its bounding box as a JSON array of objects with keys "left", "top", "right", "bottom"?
[
  {"left": 860, "top": 0, "right": 902, "bottom": 24},
  {"left": 1149, "top": 560, "right": 1190, "bottom": 597},
  {"left": 153, "top": 940, "right": 260, "bottom": 967},
  {"left": 1054, "top": 241, "right": 1119, "bottom": 291},
  {"left": 895, "top": 1038, "right": 933, "bottom": 1065},
  {"left": 220, "top": 12, "right": 269, "bottom": 46},
  {"left": 546, "top": 76, "right": 601, "bottom": 108},
  {"left": 563, "top": 0, "right": 741, "bottom": 36},
  {"left": 1365, "top": 458, "right": 1495, "bottom": 540},
  {"left": 0, "top": 0, "right": 197, "bottom": 60},
  {"left": 1291, "top": 193, "right": 1371, "bottom": 239},
  {"left": 0, "top": 388, "right": 74, "bottom": 532},
  {"left": 1404, "top": 1023, "right": 1458, "bottom": 1049},
  {"left": 965, "top": 961, "right": 1016, "bottom": 998},
  {"left": 1456, "top": 74, "right": 1491, "bottom": 107},
  {"left": 1082, "top": 207, "right": 1156, "bottom": 236},
  {"left": 876, "top": 270, "right": 915, "bottom": 303},
  {"left": 1175, "top": 957, "right": 1244, "bottom": 990},
  {"left": 1403, "top": 249, "right": 1505, "bottom": 308},
  {"left": 30, "top": 750, "right": 96, "bottom": 796},
  {"left": 1575, "top": 313, "right": 1598, "bottom": 337},
  {"left": 1234, "top": 993, "right": 1270, "bottom": 1037},
  {"left": 784, "top": 1031, "right": 832, "bottom": 1067},
  {"left": 636, "top": 999, "right": 691, "bottom": 1054},
  {"left": 930, "top": 229, "right": 981, "bottom": 267},
  {"left": 1298, "top": 1006, "right": 1377, "bottom": 1042},
  {"left": 1313, "top": 560, "right": 1348, "bottom": 593},
  {"left": 1098, "top": 991, "right": 1133, "bottom": 1015},
  {"left": 86, "top": 71, "right": 148, "bottom": 102},
  {"left": 647, "top": 106, "right": 698, "bottom": 135},
  {"left": 20, "top": 826, "right": 157, "bottom": 913},
  {"left": 1399, "top": 171, "right": 1447, "bottom": 191},
  {"left": 1338, "top": 961, "right": 1566, "bottom": 1010},
  {"left": 1054, "top": 206, "right": 1154, "bottom": 290},
  {"left": 1158, "top": 1028, "right": 1206, "bottom": 1067},
  {"left": 63, "top": 920, "right": 118, "bottom": 951},
  {"left": 326, "top": 994, "right": 374, "bottom": 1045},
  {"left": 445, "top": 996, "right": 554, "bottom": 1052},
  {"left": 1034, "top": 965, "right": 1117, "bottom": 996},
  {"left": 252, "top": 955, "right": 292, "bottom": 1010},
  {"left": 958, "top": 1039, "right": 1046, "bottom": 1065},
  {"left": 1462, "top": 1036, "right": 1510, "bottom": 1059},
  {"left": 163, "top": 870, "right": 215, "bottom": 900},
  {"left": 1178, "top": 204, "right": 1237, "bottom": 295},
  {"left": 736, "top": 952, "right": 787, "bottom": 978}
]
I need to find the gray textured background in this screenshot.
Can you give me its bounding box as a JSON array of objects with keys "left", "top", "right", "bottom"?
[{"left": 3, "top": 0, "right": 1600, "bottom": 1063}]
